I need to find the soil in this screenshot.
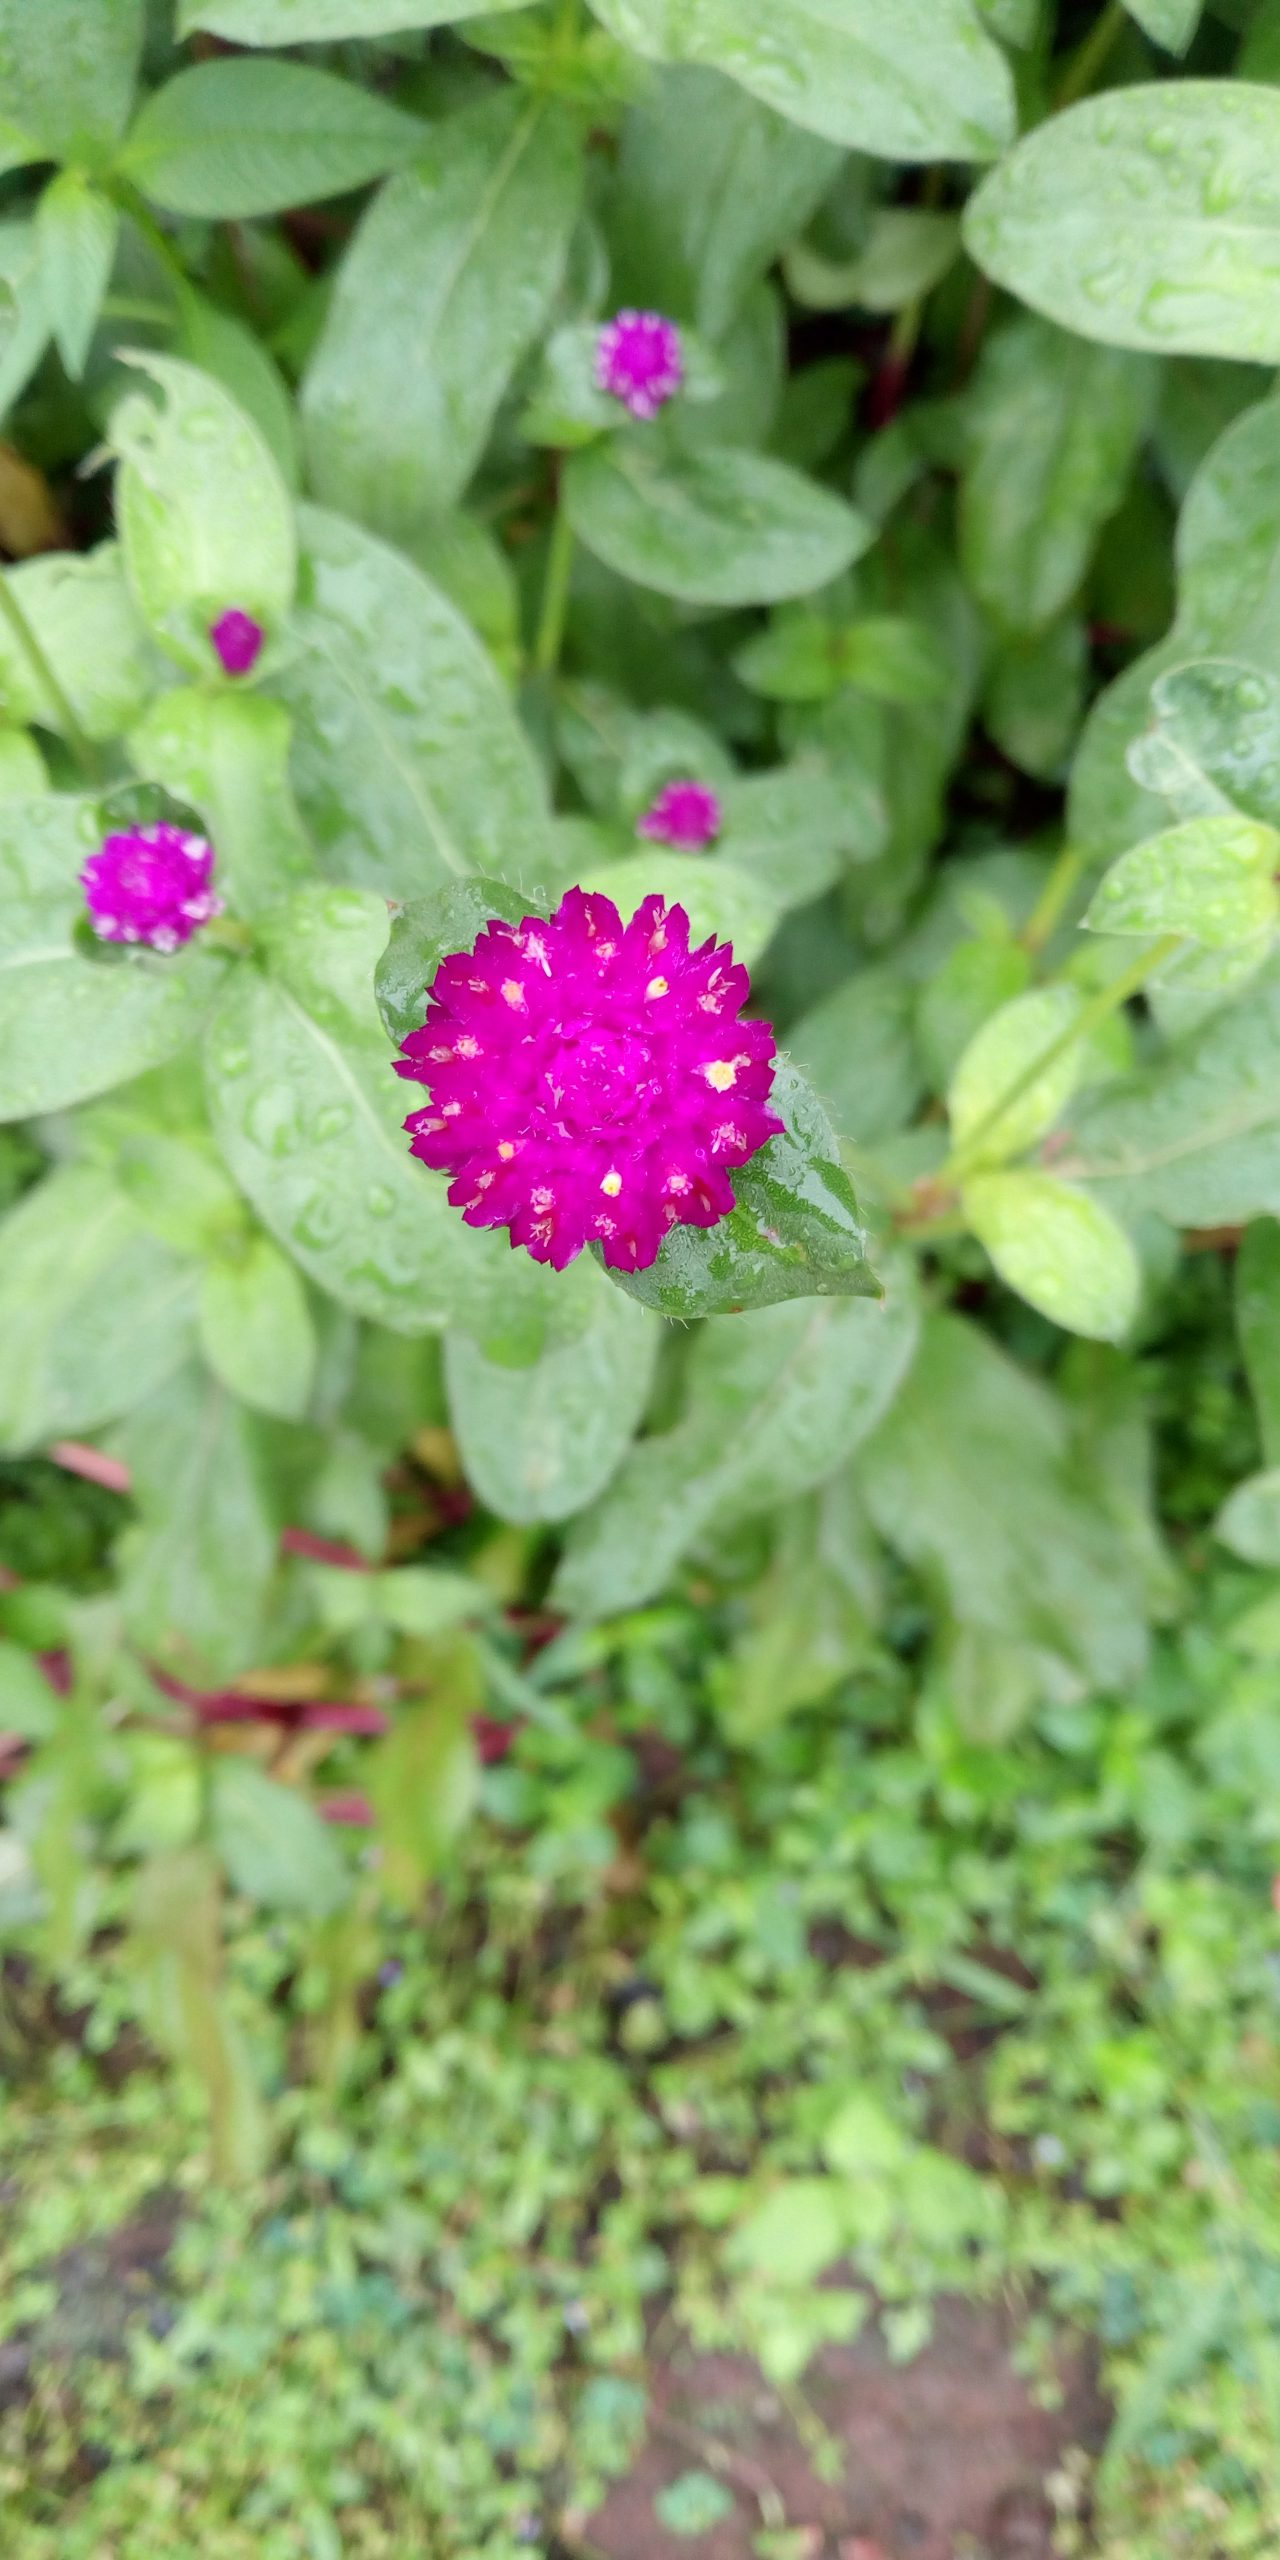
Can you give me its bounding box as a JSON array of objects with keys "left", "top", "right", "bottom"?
[
  {"left": 582, "top": 2297, "right": 1108, "bottom": 2560},
  {"left": 5, "top": 2202, "right": 1106, "bottom": 2558}
]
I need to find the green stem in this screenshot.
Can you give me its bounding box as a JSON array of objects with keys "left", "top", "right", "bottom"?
[
  {"left": 0, "top": 574, "right": 100, "bottom": 784},
  {"left": 1055, "top": 0, "right": 1126, "bottom": 110},
  {"left": 533, "top": 495, "right": 575, "bottom": 679},
  {"left": 110, "top": 181, "right": 188, "bottom": 293},
  {"left": 1022, "top": 843, "right": 1087, "bottom": 955},
  {"left": 943, "top": 930, "right": 1183, "bottom": 1183},
  {"left": 101, "top": 295, "right": 175, "bottom": 325}
]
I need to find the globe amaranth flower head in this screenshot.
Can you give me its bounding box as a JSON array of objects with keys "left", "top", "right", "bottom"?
[
  {"left": 81, "top": 824, "right": 223, "bottom": 956},
  {"left": 395, "top": 888, "right": 783, "bottom": 1273},
  {"left": 638, "top": 778, "right": 722, "bottom": 850},
  {"left": 595, "top": 310, "right": 684, "bottom": 421},
  {"left": 210, "top": 608, "right": 264, "bottom": 677}
]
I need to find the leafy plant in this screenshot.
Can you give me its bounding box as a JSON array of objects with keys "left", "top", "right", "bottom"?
[{"left": 6, "top": 0, "right": 1280, "bottom": 2545}]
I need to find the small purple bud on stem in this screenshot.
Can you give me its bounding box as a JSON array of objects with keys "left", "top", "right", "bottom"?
[
  {"left": 81, "top": 824, "right": 223, "bottom": 956},
  {"left": 595, "top": 310, "right": 684, "bottom": 422},
  {"left": 638, "top": 779, "right": 722, "bottom": 850},
  {"left": 210, "top": 608, "right": 265, "bottom": 678}
]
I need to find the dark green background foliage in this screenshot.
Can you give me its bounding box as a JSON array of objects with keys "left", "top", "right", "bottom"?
[{"left": 5, "top": 1, "right": 1280, "bottom": 2551}]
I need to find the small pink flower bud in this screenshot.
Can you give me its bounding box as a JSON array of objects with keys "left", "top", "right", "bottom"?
[
  {"left": 595, "top": 310, "right": 684, "bottom": 422},
  {"left": 210, "top": 608, "right": 265, "bottom": 677},
  {"left": 638, "top": 779, "right": 722, "bottom": 850},
  {"left": 80, "top": 824, "right": 223, "bottom": 956}
]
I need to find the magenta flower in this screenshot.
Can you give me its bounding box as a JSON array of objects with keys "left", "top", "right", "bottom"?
[
  {"left": 638, "top": 778, "right": 723, "bottom": 850},
  {"left": 81, "top": 823, "right": 223, "bottom": 956},
  {"left": 210, "top": 608, "right": 264, "bottom": 677},
  {"left": 595, "top": 309, "right": 684, "bottom": 422},
  {"left": 395, "top": 889, "right": 783, "bottom": 1272}
]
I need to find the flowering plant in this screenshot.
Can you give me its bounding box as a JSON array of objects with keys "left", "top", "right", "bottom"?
[{"left": 2, "top": 0, "right": 1280, "bottom": 2263}]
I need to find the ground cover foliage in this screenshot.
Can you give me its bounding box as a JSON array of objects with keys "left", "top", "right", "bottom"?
[{"left": 5, "top": 0, "right": 1280, "bottom": 2549}]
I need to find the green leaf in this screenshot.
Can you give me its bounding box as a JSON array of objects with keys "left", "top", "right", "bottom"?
[
  {"left": 0, "top": 788, "right": 99, "bottom": 894},
  {"left": 0, "top": 892, "right": 224, "bottom": 1125},
  {"left": 984, "top": 616, "right": 1087, "bottom": 783},
  {"left": 128, "top": 689, "right": 315, "bottom": 922},
  {"left": 948, "top": 984, "right": 1084, "bottom": 1166},
  {"left": 963, "top": 1169, "right": 1141, "bottom": 1342},
  {"left": 120, "top": 58, "right": 425, "bottom": 220},
  {"left": 302, "top": 90, "right": 582, "bottom": 529},
  {"left": 116, "top": 1366, "right": 281, "bottom": 1683},
  {"left": 1237, "top": 1217, "right": 1280, "bottom": 1464},
  {"left": 727, "top": 2177, "right": 846, "bottom": 2281},
  {"left": 308, "top": 1561, "right": 485, "bottom": 1639},
  {"left": 114, "top": 1734, "right": 202, "bottom": 1856},
  {"left": 965, "top": 83, "right": 1280, "bottom": 361},
  {"left": 211, "top": 1759, "right": 348, "bottom": 1916},
  {"left": 0, "top": 1641, "right": 57, "bottom": 1741},
  {"left": 586, "top": 0, "right": 1015, "bottom": 162},
  {"left": 445, "top": 1278, "right": 659, "bottom": 1526},
  {"left": 733, "top": 609, "right": 847, "bottom": 704},
  {"left": 788, "top": 964, "right": 926, "bottom": 1146},
  {"left": 1085, "top": 814, "right": 1280, "bottom": 948},
  {"left": 181, "top": 0, "right": 528, "bottom": 32},
  {"left": 130, "top": 1848, "right": 268, "bottom": 2182},
  {"left": 403, "top": 509, "right": 520, "bottom": 675},
  {"left": 1217, "top": 1467, "right": 1280, "bottom": 1566},
  {"left": 35, "top": 174, "right": 117, "bottom": 379},
  {"left": 204, "top": 884, "right": 518, "bottom": 1334},
  {"left": 0, "top": 725, "right": 46, "bottom": 798},
  {"left": 115, "top": 1128, "right": 245, "bottom": 1256},
  {"left": 1123, "top": 0, "right": 1201, "bottom": 52},
  {"left": 199, "top": 1236, "right": 317, "bottom": 1423},
  {"left": 1129, "top": 658, "right": 1280, "bottom": 830},
  {"left": 564, "top": 432, "right": 870, "bottom": 608},
  {"left": 977, "top": 0, "right": 1040, "bottom": 42},
  {"left": 579, "top": 850, "right": 782, "bottom": 971},
  {"left": 717, "top": 761, "right": 873, "bottom": 902},
  {"left": 0, "top": 0, "right": 142, "bottom": 158},
  {"left": 1065, "top": 953, "right": 1280, "bottom": 1226},
  {"left": 175, "top": 290, "right": 300, "bottom": 492},
  {"left": 785, "top": 209, "right": 961, "bottom": 314},
  {"left": 374, "top": 880, "right": 535, "bottom": 1050},
  {"left": 860, "top": 1312, "right": 1149, "bottom": 1688},
  {"left": 608, "top": 65, "right": 841, "bottom": 341},
  {"left": 556, "top": 1271, "right": 918, "bottom": 1615},
  {"left": 0, "top": 219, "right": 51, "bottom": 421},
  {"left": 654, "top": 2473, "right": 736, "bottom": 2538},
  {"left": 0, "top": 546, "right": 156, "bottom": 744},
  {"left": 269, "top": 505, "right": 554, "bottom": 900},
  {"left": 1072, "top": 396, "right": 1280, "bottom": 862},
  {"left": 364, "top": 1636, "right": 481, "bottom": 1906},
  {"left": 960, "top": 316, "right": 1156, "bottom": 633},
  {"left": 605, "top": 1063, "right": 880, "bottom": 1319},
  {"left": 839, "top": 616, "right": 951, "bottom": 707},
  {"left": 110, "top": 355, "right": 296, "bottom": 675},
  {"left": 711, "top": 1483, "right": 876, "bottom": 1737},
  {"left": 916, "top": 936, "right": 1033, "bottom": 1090}
]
